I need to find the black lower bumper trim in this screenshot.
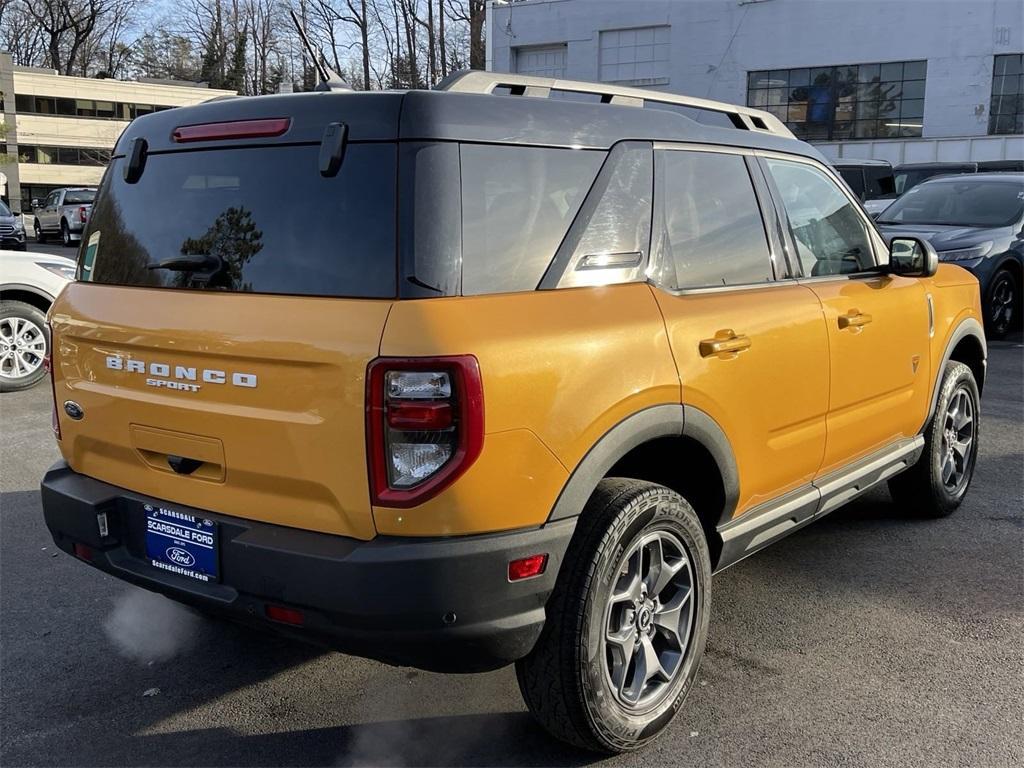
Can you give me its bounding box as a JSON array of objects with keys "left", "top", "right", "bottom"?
[{"left": 40, "top": 461, "right": 576, "bottom": 672}]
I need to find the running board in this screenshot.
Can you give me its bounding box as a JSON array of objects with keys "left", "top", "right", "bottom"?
[{"left": 715, "top": 437, "right": 924, "bottom": 572}]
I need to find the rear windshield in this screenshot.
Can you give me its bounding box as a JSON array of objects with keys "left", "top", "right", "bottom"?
[
  {"left": 81, "top": 144, "right": 396, "bottom": 298},
  {"left": 65, "top": 190, "right": 96, "bottom": 204}
]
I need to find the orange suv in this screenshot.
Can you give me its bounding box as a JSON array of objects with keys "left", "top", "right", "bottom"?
[{"left": 40, "top": 71, "right": 986, "bottom": 752}]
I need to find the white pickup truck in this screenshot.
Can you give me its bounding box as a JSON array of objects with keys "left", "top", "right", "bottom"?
[{"left": 32, "top": 187, "right": 97, "bottom": 247}]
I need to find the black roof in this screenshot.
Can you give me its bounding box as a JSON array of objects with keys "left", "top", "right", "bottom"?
[{"left": 115, "top": 88, "right": 825, "bottom": 161}]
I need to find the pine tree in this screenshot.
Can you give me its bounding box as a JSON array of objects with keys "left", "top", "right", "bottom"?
[{"left": 224, "top": 26, "right": 247, "bottom": 94}]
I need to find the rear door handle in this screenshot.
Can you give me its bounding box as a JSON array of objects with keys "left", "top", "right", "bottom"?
[
  {"left": 699, "top": 331, "right": 752, "bottom": 358},
  {"left": 838, "top": 311, "right": 872, "bottom": 330}
]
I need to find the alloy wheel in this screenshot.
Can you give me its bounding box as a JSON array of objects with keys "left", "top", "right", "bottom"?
[
  {"left": 989, "top": 272, "right": 1015, "bottom": 336},
  {"left": 0, "top": 315, "right": 47, "bottom": 383},
  {"left": 940, "top": 387, "right": 975, "bottom": 494},
  {"left": 602, "top": 529, "right": 696, "bottom": 711}
]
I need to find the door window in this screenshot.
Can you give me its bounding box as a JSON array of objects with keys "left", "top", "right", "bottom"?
[
  {"left": 765, "top": 158, "right": 876, "bottom": 276},
  {"left": 655, "top": 150, "right": 773, "bottom": 290}
]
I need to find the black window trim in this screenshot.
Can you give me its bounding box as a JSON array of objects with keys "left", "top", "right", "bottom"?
[
  {"left": 646, "top": 141, "right": 787, "bottom": 296},
  {"left": 754, "top": 151, "right": 888, "bottom": 284}
]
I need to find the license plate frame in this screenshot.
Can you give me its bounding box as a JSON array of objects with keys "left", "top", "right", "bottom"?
[{"left": 143, "top": 503, "right": 219, "bottom": 583}]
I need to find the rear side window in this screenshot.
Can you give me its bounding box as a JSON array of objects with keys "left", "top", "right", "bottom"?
[
  {"left": 82, "top": 144, "right": 396, "bottom": 298},
  {"left": 864, "top": 166, "right": 895, "bottom": 198},
  {"left": 460, "top": 144, "right": 603, "bottom": 295},
  {"left": 655, "top": 150, "right": 773, "bottom": 290},
  {"left": 838, "top": 167, "right": 865, "bottom": 198}
]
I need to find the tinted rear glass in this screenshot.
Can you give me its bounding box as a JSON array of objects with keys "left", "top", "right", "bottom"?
[
  {"left": 65, "top": 190, "right": 96, "bottom": 204},
  {"left": 82, "top": 145, "right": 396, "bottom": 298},
  {"left": 460, "top": 144, "right": 603, "bottom": 295}
]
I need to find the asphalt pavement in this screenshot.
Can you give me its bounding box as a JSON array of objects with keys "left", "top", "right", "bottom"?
[{"left": 1, "top": 322, "right": 1021, "bottom": 766}]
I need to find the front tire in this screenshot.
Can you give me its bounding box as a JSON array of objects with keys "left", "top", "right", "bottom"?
[
  {"left": 516, "top": 479, "right": 711, "bottom": 753},
  {"left": 985, "top": 267, "right": 1019, "bottom": 339},
  {"left": 888, "top": 361, "right": 980, "bottom": 517},
  {"left": 0, "top": 301, "right": 50, "bottom": 392}
]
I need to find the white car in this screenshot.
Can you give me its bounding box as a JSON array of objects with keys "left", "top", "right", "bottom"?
[{"left": 1, "top": 249, "right": 76, "bottom": 391}]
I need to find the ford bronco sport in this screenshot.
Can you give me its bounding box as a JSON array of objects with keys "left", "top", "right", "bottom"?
[{"left": 40, "top": 71, "right": 986, "bottom": 753}]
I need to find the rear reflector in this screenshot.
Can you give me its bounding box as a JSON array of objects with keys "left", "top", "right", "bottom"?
[
  {"left": 73, "top": 543, "right": 94, "bottom": 562},
  {"left": 265, "top": 604, "right": 305, "bottom": 626},
  {"left": 44, "top": 322, "right": 60, "bottom": 441},
  {"left": 508, "top": 554, "right": 548, "bottom": 582},
  {"left": 386, "top": 401, "right": 453, "bottom": 430},
  {"left": 172, "top": 118, "right": 291, "bottom": 143}
]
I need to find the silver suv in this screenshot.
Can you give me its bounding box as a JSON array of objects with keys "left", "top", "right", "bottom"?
[{"left": 32, "top": 188, "right": 97, "bottom": 247}]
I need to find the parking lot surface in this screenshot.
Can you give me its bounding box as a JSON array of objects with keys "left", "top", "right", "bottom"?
[{"left": 1, "top": 328, "right": 1021, "bottom": 766}]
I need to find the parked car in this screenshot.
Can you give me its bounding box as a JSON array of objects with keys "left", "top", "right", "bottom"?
[
  {"left": 33, "top": 187, "right": 96, "bottom": 247},
  {"left": 1, "top": 249, "right": 76, "bottom": 391},
  {"left": 894, "top": 162, "right": 978, "bottom": 196},
  {"left": 878, "top": 172, "right": 1024, "bottom": 338},
  {"left": 977, "top": 159, "right": 1024, "bottom": 172},
  {"left": 39, "top": 71, "right": 987, "bottom": 753},
  {"left": 832, "top": 159, "right": 897, "bottom": 216},
  {"left": 0, "top": 200, "right": 28, "bottom": 250}
]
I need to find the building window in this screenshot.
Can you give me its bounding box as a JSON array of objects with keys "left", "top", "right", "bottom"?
[
  {"left": 747, "top": 60, "right": 926, "bottom": 141},
  {"left": 16, "top": 145, "right": 112, "bottom": 166},
  {"left": 515, "top": 44, "right": 568, "bottom": 78},
  {"left": 989, "top": 54, "right": 1023, "bottom": 135},
  {"left": 11, "top": 94, "right": 176, "bottom": 120},
  {"left": 599, "top": 26, "right": 670, "bottom": 86}
]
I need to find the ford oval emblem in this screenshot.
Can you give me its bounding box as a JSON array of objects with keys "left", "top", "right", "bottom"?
[
  {"left": 166, "top": 547, "right": 196, "bottom": 568},
  {"left": 63, "top": 401, "right": 84, "bottom": 420}
]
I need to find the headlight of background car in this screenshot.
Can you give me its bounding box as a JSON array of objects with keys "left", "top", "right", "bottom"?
[
  {"left": 937, "top": 241, "right": 993, "bottom": 261},
  {"left": 36, "top": 262, "right": 77, "bottom": 280},
  {"left": 14, "top": 218, "right": 25, "bottom": 232}
]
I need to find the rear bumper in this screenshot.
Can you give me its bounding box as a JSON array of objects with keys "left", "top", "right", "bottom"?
[{"left": 40, "top": 461, "right": 575, "bottom": 672}]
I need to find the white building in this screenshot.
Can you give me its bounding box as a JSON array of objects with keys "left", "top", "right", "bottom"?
[
  {"left": 1, "top": 53, "right": 235, "bottom": 213},
  {"left": 487, "top": 0, "right": 1023, "bottom": 163}
]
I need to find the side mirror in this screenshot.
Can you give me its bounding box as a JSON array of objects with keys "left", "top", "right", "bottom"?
[{"left": 889, "top": 237, "right": 938, "bottom": 278}]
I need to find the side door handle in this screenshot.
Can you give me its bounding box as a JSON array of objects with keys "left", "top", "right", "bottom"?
[
  {"left": 838, "top": 310, "right": 872, "bottom": 330},
  {"left": 699, "top": 330, "right": 752, "bottom": 358}
]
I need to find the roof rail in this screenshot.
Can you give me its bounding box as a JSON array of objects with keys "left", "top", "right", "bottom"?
[{"left": 436, "top": 70, "right": 794, "bottom": 139}]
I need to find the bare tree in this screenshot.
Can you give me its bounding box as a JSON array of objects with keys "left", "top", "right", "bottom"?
[{"left": 0, "top": 2, "right": 49, "bottom": 68}]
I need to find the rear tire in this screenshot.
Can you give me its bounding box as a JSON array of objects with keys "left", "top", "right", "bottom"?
[
  {"left": 888, "top": 361, "right": 980, "bottom": 517},
  {"left": 61, "top": 220, "right": 73, "bottom": 247},
  {"left": 34, "top": 219, "right": 45, "bottom": 244},
  {"left": 0, "top": 301, "right": 50, "bottom": 392},
  {"left": 516, "top": 479, "right": 711, "bottom": 753}
]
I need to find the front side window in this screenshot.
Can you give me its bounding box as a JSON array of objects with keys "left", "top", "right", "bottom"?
[
  {"left": 765, "top": 158, "right": 875, "bottom": 276},
  {"left": 460, "top": 144, "right": 603, "bottom": 295},
  {"left": 655, "top": 150, "right": 773, "bottom": 290}
]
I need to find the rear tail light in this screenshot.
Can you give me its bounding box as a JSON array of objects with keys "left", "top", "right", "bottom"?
[
  {"left": 78, "top": 206, "right": 88, "bottom": 223},
  {"left": 45, "top": 321, "right": 60, "bottom": 441},
  {"left": 367, "top": 356, "right": 483, "bottom": 507},
  {"left": 73, "top": 543, "right": 93, "bottom": 562}
]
